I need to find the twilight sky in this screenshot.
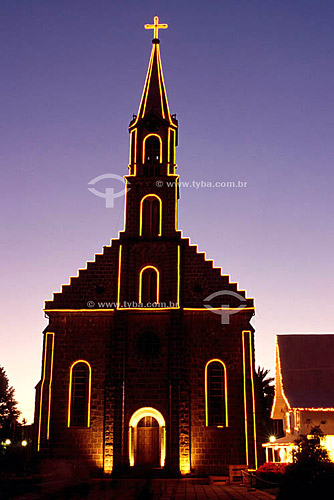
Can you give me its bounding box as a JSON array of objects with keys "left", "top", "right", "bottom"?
[{"left": 1, "top": 0, "right": 334, "bottom": 423}]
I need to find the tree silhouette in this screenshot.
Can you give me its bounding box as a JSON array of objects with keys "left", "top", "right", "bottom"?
[
  {"left": 0, "top": 366, "right": 20, "bottom": 439},
  {"left": 277, "top": 426, "right": 334, "bottom": 500},
  {"left": 293, "top": 425, "right": 331, "bottom": 465},
  {"left": 255, "top": 366, "right": 275, "bottom": 442}
]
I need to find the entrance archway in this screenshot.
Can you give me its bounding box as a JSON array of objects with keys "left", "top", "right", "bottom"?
[{"left": 129, "top": 407, "right": 166, "bottom": 468}]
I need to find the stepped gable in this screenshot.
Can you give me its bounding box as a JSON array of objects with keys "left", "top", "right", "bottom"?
[
  {"left": 44, "top": 240, "right": 119, "bottom": 310},
  {"left": 181, "top": 238, "right": 253, "bottom": 309}
]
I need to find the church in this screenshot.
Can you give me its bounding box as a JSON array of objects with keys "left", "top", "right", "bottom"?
[{"left": 34, "top": 17, "right": 259, "bottom": 476}]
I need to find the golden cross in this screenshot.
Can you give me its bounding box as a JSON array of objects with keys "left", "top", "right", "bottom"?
[{"left": 144, "top": 16, "right": 168, "bottom": 40}]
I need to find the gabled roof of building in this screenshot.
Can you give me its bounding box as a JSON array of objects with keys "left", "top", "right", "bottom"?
[{"left": 278, "top": 334, "right": 334, "bottom": 409}]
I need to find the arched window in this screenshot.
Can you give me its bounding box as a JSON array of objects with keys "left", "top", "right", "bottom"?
[
  {"left": 205, "top": 360, "right": 228, "bottom": 427},
  {"left": 144, "top": 136, "right": 161, "bottom": 164},
  {"left": 139, "top": 266, "right": 159, "bottom": 305},
  {"left": 140, "top": 195, "right": 161, "bottom": 237},
  {"left": 68, "top": 361, "right": 91, "bottom": 428}
]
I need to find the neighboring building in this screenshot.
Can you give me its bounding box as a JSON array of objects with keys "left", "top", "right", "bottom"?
[
  {"left": 264, "top": 334, "right": 334, "bottom": 463},
  {"left": 34, "top": 18, "right": 259, "bottom": 475}
]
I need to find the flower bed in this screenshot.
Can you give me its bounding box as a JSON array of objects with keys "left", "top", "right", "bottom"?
[{"left": 255, "top": 462, "right": 288, "bottom": 489}]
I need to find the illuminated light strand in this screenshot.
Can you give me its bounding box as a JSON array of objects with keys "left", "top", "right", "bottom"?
[
  {"left": 129, "top": 426, "right": 134, "bottom": 467},
  {"left": 285, "top": 411, "right": 291, "bottom": 434},
  {"left": 37, "top": 332, "right": 54, "bottom": 451},
  {"left": 139, "top": 194, "right": 162, "bottom": 236},
  {"left": 177, "top": 245, "right": 180, "bottom": 306},
  {"left": 171, "top": 128, "right": 176, "bottom": 173},
  {"left": 144, "top": 15, "right": 168, "bottom": 40},
  {"left": 67, "top": 360, "right": 92, "bottom": 428},
  {"left": 142, "top": 133, "right": 163, "bottom": 164},
  {"left": 129, "top": 129, "right": 137, "bottom": 175},
  {"left": 44, "top": 309, "right": 115, "bottom": 313},
  {"left": 44, "top": 307, "right": 254, "bottom": 313},
  {"left": 156, "top": 44, "right": 166, "bottom": 119},
  {"left": 167, "top": 127, "right": 177, "bottom": 174},
  {"left": 270, "top": 346, "right": 278, "bottom": 419},
  {"left": 294, "top": 407, "right": 334, "bottom": 412},
  {"left": 184, "top": 307, "right": 254, "bottom": 311},
  {"left": 37, "top": 336, "right": 48, "bottom": 451},
  {"left": 167, "top": 128, "right": 171, "bottom": 165},
  {"left": 271, "top": 337, "right": 291, "bottom": 419},
  {"left": 129, "top": 130, "right": 133, "bottom": 168},
  {"left": 139, "top": 265, "right": 160, "bottom": 304},
  {"left": 46, "top": 333, "right": 55, "bottom": 439},
  {"left": 140, "top": 45, "right": 155, "bottom": 119},
  {"left": 117, "top": 245, "right": 122, "bottom": 307},
  {"left": 156, "top": 42, "right": 174, "bottom": 124},
  {"left": 205, "top": 359, "right": 228, "bottom": 427},
  {"left": 242, "top": 331, "right": 258, "bottom": 468},
  {"left": 279, "top": 341, "right": 292, "bottom": 410},
  {"left": 242, "top": 331, "right": 249, "bottom": 466},
  {"left": 248, "top": 332, "right": 258, "bottom": 469},
  {"left": 134, "top": 128, "right": 137, "bottom": 174},
  {"left": 114, "top": 307, "right": 176, "bottom": 311},
  {"left": 175, "top": 175, "right": 178, "bottom": 230},
  {"left": 123, "top": 180, "right": 129, "bottom": 230}
]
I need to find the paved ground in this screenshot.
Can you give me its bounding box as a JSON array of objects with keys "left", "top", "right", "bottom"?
[{"left": 12, "top": 478, "right": 276, "bottom": 500}]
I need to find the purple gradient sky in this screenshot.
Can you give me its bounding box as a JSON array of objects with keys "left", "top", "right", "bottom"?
[{"left": 1, "top": 1, "right": 334, "bottom": 423}]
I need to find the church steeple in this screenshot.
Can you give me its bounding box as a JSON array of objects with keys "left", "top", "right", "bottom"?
[
  {"left": 136, "top": 42, "right": 170, "bottom": 122},
  {"left": 129, "top": 16, "right": 177, "bottom": 127},
  {"left": 123, "top": 17, "right": 179, "bottom": 240},
  {"left": 128, "top": 16, "right": 178, "bottom": 177}
]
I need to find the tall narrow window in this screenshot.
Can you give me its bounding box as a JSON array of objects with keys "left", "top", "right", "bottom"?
[
  {"left": 140, "top": 266, "right": 159, "bottom": 305},
  {"left": 205, "top": 360, "right": 228, "bottom": 427},
  {"left": 68, "top": 361, "right": 91, "bottom": 428},
  {"left": 141, "top": 195, "right": 161, "bottom": 237},
  {"left": 143, "top": 135, "right": 161, "bottom": 176},
  {"left": 145, "top": 136, "right": 160, "bottom": 164}
]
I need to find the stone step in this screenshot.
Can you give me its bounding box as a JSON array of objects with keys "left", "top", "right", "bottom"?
[{"left": 209, "top": 475, "right": 229, "bottom": 485}]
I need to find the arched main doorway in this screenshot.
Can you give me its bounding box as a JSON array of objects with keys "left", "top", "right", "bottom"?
[{"left": 129, "top": 407, "right": 166, "bottom": 468}]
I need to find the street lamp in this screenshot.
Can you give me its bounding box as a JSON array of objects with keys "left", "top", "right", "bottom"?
[
  {"left": 4, "top": 439, "right": 11, "bottom": 446},
  {"left": 21, "top": 440, "right": 28, "bottom": 447}
]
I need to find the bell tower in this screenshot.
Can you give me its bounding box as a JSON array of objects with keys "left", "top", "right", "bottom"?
[{"left": 123, "top": 16, "right": 179, "bottom": 240}]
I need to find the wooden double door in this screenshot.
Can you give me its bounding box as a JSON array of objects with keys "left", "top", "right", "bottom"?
[{"left": 136, "top": 416, "right": 160, "bottom": 467}]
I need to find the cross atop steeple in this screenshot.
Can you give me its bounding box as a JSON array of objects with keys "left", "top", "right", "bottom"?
[
  {"left": 144, "top": 16, "right": 168, "bottom": 42},
  {"left": 129, "top": 15, "right": 176, "bottom": 130}
]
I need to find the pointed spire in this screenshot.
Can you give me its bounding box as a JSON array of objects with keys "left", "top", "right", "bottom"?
[{"left": 130, "top": 17, "right": 176, "bottom": 128}]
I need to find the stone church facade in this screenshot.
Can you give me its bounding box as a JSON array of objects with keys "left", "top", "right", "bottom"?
[{"left": 34, "top": 19, "right": 259, "bottom": 475}]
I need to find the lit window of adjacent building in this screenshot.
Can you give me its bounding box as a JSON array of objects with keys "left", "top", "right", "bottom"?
[
  {"left": 294, "top": 410, "right": 300, "bottom": 431},
  {"left": 68, "top": 361, "right": 91, "bottom": 427}
]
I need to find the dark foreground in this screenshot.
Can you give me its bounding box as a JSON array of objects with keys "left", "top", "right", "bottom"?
[{"left": 1, "top": 478, "right": 276, "bottom": 500}]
